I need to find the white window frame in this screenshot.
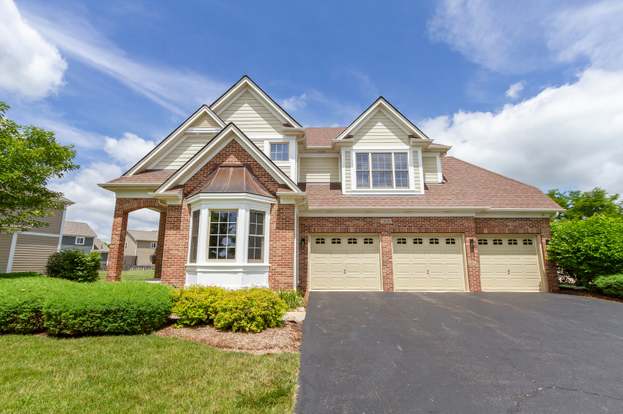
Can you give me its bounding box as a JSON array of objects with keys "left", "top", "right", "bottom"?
[
  {"left": 269, "top": 142, "right": 289, "bottom": 161},
  {"left": 353, "top": 150, "right": 411, "bottom": 190},
  {"left": 150, "top": 241, "right": 157, "bottom": 249},
  {"left": 75, "top": 236, "right": 85, "bottom": 245}
]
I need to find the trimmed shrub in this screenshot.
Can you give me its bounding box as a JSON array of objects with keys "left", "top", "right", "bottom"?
[
  {"left": 43, "top": 282, "right": 173, "bottom": 336},
  {"left": 47, "top": 250, "right": 100, "bottom": 282},
  {"left": 593, "top": 274, "right": 623, "bottom": 298},
  {"left": 548, "top": 215, "right": 623, "bottom": 286},
  {"left": 213, "top": 289, "right": 287, "bottom": 333},
  {"left": 0, "top": 277, "right": 72, "bottom": 333},
  {"left": 172, "top": 286, "right": 227, "bottom": 326},
  {"left": 0, "top": 277, "right": 173, "bottom": 336},
  {"left": 0, "top": 272, "right": 42, "bottom": 279},
  {"left": 277, "top": 290, "right": 305, "bottom": 310}
]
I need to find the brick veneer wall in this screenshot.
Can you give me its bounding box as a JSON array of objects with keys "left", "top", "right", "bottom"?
[{"left": 298, "top": 216, "right": 557, "bottom": 293}]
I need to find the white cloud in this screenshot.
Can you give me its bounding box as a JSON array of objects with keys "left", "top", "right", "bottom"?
[
  {"left": 421, "top": 69, "right": 623, "bottom": 194},
  {"left": 19, "top": 2, "right": 226, "bottom": 115},
  {"left": 281, "top": 93, "right": 308, "bottom": 111},
  {"left": 104, "top": 133, "right": 155, "bottom": 166},
  {"left": 505, "top": 81, "right": 525, "bottom": 99},
  {"left": 50, "top": 162, "right": 160, "bottom": 241},
  {"left": 0, "top": 0, "right": 66, "bottom": 99}
]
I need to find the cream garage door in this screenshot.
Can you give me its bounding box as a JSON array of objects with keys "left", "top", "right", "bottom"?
[
  {"left": 393, "top": 235, "right": 467, "bottom": 291},
  {"left": 478, "top": 236, "right": 544, "bottom": 292},
  {"left": 309, "top": 235, "right": 381, "bottom": 291}
]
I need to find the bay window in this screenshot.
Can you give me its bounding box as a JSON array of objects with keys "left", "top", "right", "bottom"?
[
  {"left": 248, "top": 210, "right": 265, "bottom": 261},
  {"left": 189, "top": 209, "right": 200, "bottom": 263},
  {"left": 208, "top": 210, "right": 237, "bottom": 260},
  {"left": 355, "top": 151, "right": 409, "bottom": 189}
]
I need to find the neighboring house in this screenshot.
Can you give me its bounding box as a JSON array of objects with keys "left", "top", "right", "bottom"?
[
  {"left": 124, "top": 230, "right": 158, "bottom": 268},
  {"left": 0, "top": 198, "right": 72, "bottom": 274},
  {"left": 93, "top": 238, "right": 109, "bottom": 268},
  {"left": 61, "top": 221, "right": 97, "bottom": 253},
  {"left": 101, "top": 76, "right": 562, "bottom": 293}
]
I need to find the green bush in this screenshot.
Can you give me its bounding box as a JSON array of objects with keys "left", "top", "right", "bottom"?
[
  {"left": 172, "top": 286, "right": 227, "bottom": 326},
  {"left": 593, "top": 274, "right": 623, "bottom": 298},
  {"left": 0, "top": 277, "right": 173, "bottom": 336},
  {"left": 548, "top": 215, "right": 623, "bottom": 286},
  {"left": 213, "top": 289, "right": 287, "bottom": 333},
  {"left": 0, "top": 277, "right": 70, "bottom": 333},
  {"left": 0, "top": 272, "right": 42, "bottom": 279},
  {"left": 47, "top": 250, "right": 100, "bottom": 282},
  {"left": 277, "top": 290, "right": 305, "bottom": 310}
]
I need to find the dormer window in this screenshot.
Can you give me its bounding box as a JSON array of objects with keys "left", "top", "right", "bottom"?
[
  {"left": 355, "top": 152, "right": 409, "bottom": 189},
  {"left": 270, "top": 143, "right": 289, "bottom": 161}
]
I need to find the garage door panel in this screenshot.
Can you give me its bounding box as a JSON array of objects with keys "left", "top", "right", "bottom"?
[
  {"left": 309, "top": 235, "right": 381, "bottom": 291},
  {"left": 478, "top": 236, "right": 543, "bottom": 292},
  {"left": 392, "top": 235, "right": 467, "bottom": 291}
]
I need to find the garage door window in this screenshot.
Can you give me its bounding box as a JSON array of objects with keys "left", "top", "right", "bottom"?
[
  {"left": 429, "top": 238, "right": 439, "bottom": 245},
  {"left": 508, "top": 239, "right": 518, "bottom": 245},
  {"left": 347, "top": 238, "right": 357, "bottom": 244},
  {"left": 397, "top": 238, "right": 406, "bottom": 245},
  {"left": 523, "top": 239, "right": 533, "bottom": 245},
  {"left": 331, "top": 238, "right": 341, "bottom": 244},
  {"left": 478, "top": 239, "right": 488, "bottom": 245},
  {"left": 364, "top": 238, "right": 374, "bottom": 244},
  {"left": 413, "top": 237, "right": 423, "bottom": 245},
  {"left": 445, "top": 238, "right": 456, "bottom": 245},
  {"left": 493, "top": 239, "right": 503, "bottom": 245},
  {"left": 315, "top": 238, "right": 325, "bottom": 244}
]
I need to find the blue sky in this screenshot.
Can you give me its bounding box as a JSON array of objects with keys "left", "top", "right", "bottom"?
[{"left": 1, "top": 0, "right": 623, "bottom": 239}]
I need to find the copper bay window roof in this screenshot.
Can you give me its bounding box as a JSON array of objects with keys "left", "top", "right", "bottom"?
[{"left": 188, "top": 164, "right": 273, "bottom": 198}]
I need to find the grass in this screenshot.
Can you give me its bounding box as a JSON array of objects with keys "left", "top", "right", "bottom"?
[
  {"left": 98, "top": 269, "right": 155, "bottom": 282},
  {"left": 0, "top": 335, "right": 299, "bottom": 414}
]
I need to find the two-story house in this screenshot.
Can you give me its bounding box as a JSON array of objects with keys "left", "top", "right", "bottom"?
[
  {"left": 61, "top": 221, "right": 98, "bottom": 253},
  {"left": 101, "top": 76, "right": 561, "bottom": 293},
  {"left": 124, "top": 230, "right": 158, "bottom": 268}
]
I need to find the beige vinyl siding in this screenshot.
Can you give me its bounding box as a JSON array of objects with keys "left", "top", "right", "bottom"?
[
  {"left": 136, "top": 241, "right": 156, "bottom": 266},
  {"left": 423, "top": 154, "right": 441, "bottom": 183},
  {"left": 153, "top": 134, "right": 214, "bottom": 170},
  {"left": 188, "top": 112, "right": 221, "bottom": 129},
  {"left": 35, "top": 209, "right": 64, "bottom": 235},
  {"left": 342, "top": 150, "right": 351, "bottom": 189},
  {"left": 0, "top": 233, "right": 12, "bottom": 272},
  {"left": 411, "top": 148, "right": 423, "bottom": 193},
  {"left": 300, "top": 157, "right": 340, "bottom": 183},
  {"left": 219, "top": 89, "right": 283, "bottom": 136},
  {"left": 11, "top": 234, "right": 59, "bottom": 274},
  {"left": 352, "top": 108, "right": 409, "bottom": 147}
]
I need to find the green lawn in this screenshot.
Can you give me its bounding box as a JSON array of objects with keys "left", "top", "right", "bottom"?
[
  {"left": 0, "top": 335, "right": 299, "bottom": 414},
  {"left": 98, "top": 269, "right": 155, "bottom": 282}
]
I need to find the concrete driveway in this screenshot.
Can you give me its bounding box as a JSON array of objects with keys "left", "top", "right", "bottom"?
[{"left": 296, "top": 293, "right": 623, "bottom": 413}]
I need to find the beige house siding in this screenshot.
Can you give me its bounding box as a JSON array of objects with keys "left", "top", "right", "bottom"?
[
  {"left": 124, "top": 236, "right": 138, "bottom": 256},
  {"left": 11, "top": 234, "right": 59, "bottom": 274},
  {"left": 412, "top": 148, "right": 423, "bottom": 193},
  {"left": 342, "top": 150, "right": 351, "bottom": 190},
  {"left": 423, "top": 154, "right": 441, "bottom": 183},
  {"left": 153, "top": 134, "right": 215, "bottom": 170},
  {"left": 300, "top": 157, "right": 340, "bottom": 183},
  {"left": 351, "top": 108, "right": 409, "bottom": 148},
  {"left": 188, "top": 112, "right": 221, "bottom": 129},
  {"left": 218, "top": 89, "right": 283, "bottom": 136},
  {"left": 136, "top": 240, "right": 156, "bottom": 266},
  {"left": 0, "top": 233, "right": 12, "bottom": 272},
  {"left": 35, "top": 210, "right": 64, "bottom": 235}
]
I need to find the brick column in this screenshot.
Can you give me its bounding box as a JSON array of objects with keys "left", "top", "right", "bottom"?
[
  {"left": 380, "top": 231, "right": 394, "bottom": 292},
  {"left": 153, "top": 211, "right": 167, "bottom": 279},
  {"left": 464, "top": 235, "right": 481, "bottom": 292},
  {"left": 540, "top": 236, "right": 559, "bottom": 292},
  {"left": 269, "top": 204, "right": 296, "bottom": 290},
  {"left": 107, "top": 199, "right": 128, "bottom": 282},
  {"left": 160, "top": 203, "right": 190, "bottom": 287}
]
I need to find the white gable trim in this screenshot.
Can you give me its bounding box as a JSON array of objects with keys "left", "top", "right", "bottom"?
[
  {"left": 335, "top": 97, "right": 430, "bottom": 142},
  {"left": 126, "top": 105, "right": 226, "bottom": 176},
  {"left": 210, "top": 76, "right": 302, "bottom": 129},
  {"left": 155, "top": 123, "right": 302, "bottom": 194}
]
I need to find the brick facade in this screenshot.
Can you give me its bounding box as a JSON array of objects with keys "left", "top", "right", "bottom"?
[{"left": 298, "top": 216, "right": 557, "bottom": 293}]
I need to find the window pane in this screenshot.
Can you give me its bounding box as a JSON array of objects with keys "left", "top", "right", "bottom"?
[
  {"left": 394, "top": 152, "right": 408, "bottom": 170},
  {"left": 189, "top": 210, "right": 200, "bottom": 263},
  {"left": 371, "top": 153, "right": 393, "bottom": 188},
  {"left": 372, "top": 171, "right": 393, "bottom": 188},
  {"left": 395, "top": 171, "right": 409, "bottom": 188},
  {"left": 371, "top": 153, "right": 392, "bottom": 169},
  {"left": 248, "top": 210, "right": 265, "bottom": 261},
  {"left": 208, "top": 210, "right": 237, "bottom": 260},
  {"left": 356, "top": 170, "right": 370, "bottom": 188},
  {"left": 270, "top": 143, "right": 289, "bottom": 161},
  {"left": 356, "top": 153, "right": 370, "bottom": 171},
  {"left": 355, "top": 153, "right": 370, "bottom": 188}
]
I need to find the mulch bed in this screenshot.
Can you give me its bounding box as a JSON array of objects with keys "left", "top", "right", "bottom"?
[
  {"left": 558, "top": 288, "right": 623, "bottom": 303},
  {"left": 155, "top": 322, "right": 302, "bottom": 354}
]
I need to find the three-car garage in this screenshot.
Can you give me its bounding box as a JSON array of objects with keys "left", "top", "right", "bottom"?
[{"left": 307, "top": 233, "right": 546, "bottom": 292}]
